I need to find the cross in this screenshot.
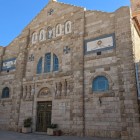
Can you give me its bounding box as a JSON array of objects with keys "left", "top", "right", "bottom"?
[
  {"left": 50, "top": 0, "right": 57, "bottom": 2},
  {"left": 48, "top": 9, "right": 54, "bottom": 15},
  {"left": 29, "top": 54, "right": 34, "bottom": 61},
  {"left": 63, "top": 46, "right": 70, "bottom": 54}
]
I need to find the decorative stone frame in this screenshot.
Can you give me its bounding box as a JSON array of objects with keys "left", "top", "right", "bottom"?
[
  {"left": 89, "top": 72, "right": 114, "bottom": 97},
  {"left": 35, "top": 84, "right": 55, "bottom": 100},
  {"left": 32, "top": 83, "right": 55, "bottom": 132},
  {"left": 30, "top": 21, "right": 73, "bottom": 44},
  {"left": 39, "top": 29, "right": 46, "bottom": 41},
  {"left": 64, "top": 21, "right": 72, "bottom": 34},
  {"left": 55, "top": 24, "right": 62, "bottom": 37},
  {"left": 84, "top": 33, "right": 116, "bottom": 55},
  {"left": 32, "top": 32, "right": 38, "bottom": 44}
]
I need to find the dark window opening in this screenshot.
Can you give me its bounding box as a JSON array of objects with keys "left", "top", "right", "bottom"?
[
  {"left": 2, "top": 87, "right": 10, "bottom": 98},
  {"left": 97, "top": 52, "right": 101, "bottom": 55}
]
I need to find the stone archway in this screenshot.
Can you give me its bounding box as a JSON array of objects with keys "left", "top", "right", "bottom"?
[{"left": 37, "top": 87, "right": 51, "bottom": 99}]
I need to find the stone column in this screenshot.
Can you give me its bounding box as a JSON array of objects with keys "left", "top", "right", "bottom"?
[
  {"left": 26, "top": 85, "right": 31, "bottom": 99},
  {"left": 62, "top": 80, "right": 67, "bottom": 97},
  {"left": 31, "top": 84, "right": 35, "bottom": 99},
  {"left": 56, "top": 82, "right": 62, "bottom": 97},
  {"left": 67, "top": 80, "right": 70, "bottom": 95},
  {"left": 22, "top": 85, "right": 27, "bottom": 99}
]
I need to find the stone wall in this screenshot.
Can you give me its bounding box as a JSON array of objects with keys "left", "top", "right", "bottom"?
[
  {"left": 17, "top": 1, "right": 85, "bottom": 136},
  {"left": 115, "top": 7, "right": 140, "bottom": 140},
  {"left": 0, "top": 100, "right": 12, "bottom": 130},
  {"left": 0, "top": 42, "right": 19, "bottom": 130},
  {"left": 84, "top": 7, "right": 122, "bottom": 139},
  {"left": 18, "top": 101, "right": 33, "bottom": 128},
  {"left": 132, "top": 24, "right": 140, "bottom": 62},
  {"left": 84, "top": 6, "right": 140, "bottom": 139}
]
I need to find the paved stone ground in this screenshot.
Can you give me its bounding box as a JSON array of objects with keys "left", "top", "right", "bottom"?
[{"left": 0, "top": 131, "right": 120, "bottom": 140}]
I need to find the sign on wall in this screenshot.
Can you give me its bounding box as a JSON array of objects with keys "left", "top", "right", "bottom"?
[
  {"left": 2, "top": 58, "right": 16, "bottom": 71},
  {"left": 84, "top": 33, "right": 115, "bottom": 54}
]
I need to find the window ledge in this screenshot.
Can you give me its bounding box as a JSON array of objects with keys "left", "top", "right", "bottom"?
[
  {"left": 92, "top": 91, "right": 115, "bottom": 98},
  {"left": 0, "top": 98, "right": 12, "bottom": 102}
]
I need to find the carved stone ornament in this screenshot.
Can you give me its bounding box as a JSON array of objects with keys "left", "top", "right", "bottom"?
[
  {"left": 48, "top": 9, "right": 54, "bottom": 15},
  {"left": 63, "top": 46, "right": 70, "bottom": 54},
  {"left": 97, "top": 40, "right": 102, "bottom": 46},
  {"left": 38, "top": 88, "right": 51, "bottom": 97},
  {"left": 28, "top": 54, "right": 34, "bottom": 61}
]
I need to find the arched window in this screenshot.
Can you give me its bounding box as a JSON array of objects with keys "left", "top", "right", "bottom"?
[
  {"left": 53, "top": 54, "right": 59, "bottom": 71},
  {"left": 56, "top": 24, "right": 62, "bottom": 37},
  {"left": 92, "top": 76, "right": 109, "bottom": 92},
  {"left": 2, "top": 87, "right": 10, "bottom": 98},
  {"left": 44, "top": 53, "right": 51, "bottom": 73},
  {"left": 37, "top": 53, "right": 59, "bottom": 74},
  {"left": 39, "top": 29, "right": 45, "bottom": 41},
  {"left": 65, "top": 21, "right": 72, "bottom": 34},
  {"left": 32, "top": 32, "right": 38, "bottom": 44},
  {"left": 37, "top": 57, "right": 42, "bottom": 74}
]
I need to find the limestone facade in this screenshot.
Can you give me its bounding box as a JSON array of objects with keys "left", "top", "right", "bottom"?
[{"left": 0, "top": 0, "right": 140, "bottom": 140}]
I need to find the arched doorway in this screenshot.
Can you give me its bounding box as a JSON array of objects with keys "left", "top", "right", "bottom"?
[{"left": 36, "top": 87, "right": 52, "bottom": 132}]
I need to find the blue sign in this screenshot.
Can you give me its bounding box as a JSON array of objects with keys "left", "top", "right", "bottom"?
[{"left": 2, "top": 58, "right": 16, "bottom": 71}]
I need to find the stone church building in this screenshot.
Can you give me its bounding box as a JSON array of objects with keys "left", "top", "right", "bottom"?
[{"left": 0, "top": 0, "right": 140, "bottom": 139}]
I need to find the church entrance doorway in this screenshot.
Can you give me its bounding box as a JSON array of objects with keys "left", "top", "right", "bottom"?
[{"left": 36, "top": 101, "right": 52, "bottom": 132}]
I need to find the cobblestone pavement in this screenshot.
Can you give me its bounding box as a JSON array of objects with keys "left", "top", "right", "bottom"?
[{"left": 0, "top": 131, "right": 120, "bottom": 140}]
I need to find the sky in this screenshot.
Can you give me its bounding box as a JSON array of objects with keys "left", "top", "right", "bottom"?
[{"left": 0, "top": 0, "right": 130, "bottom": 47}]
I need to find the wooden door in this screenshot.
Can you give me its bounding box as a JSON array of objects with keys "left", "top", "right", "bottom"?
[{"left": 36, "top": 101, "right": 52, "bottom": 132}]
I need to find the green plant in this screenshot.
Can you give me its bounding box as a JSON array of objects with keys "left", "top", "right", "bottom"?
[
  {"left": 23, "top": 117, "right": 32, "bottom": 128},
  {"left": 49, "top": 124, "right": 57, "bottom": 129}
]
